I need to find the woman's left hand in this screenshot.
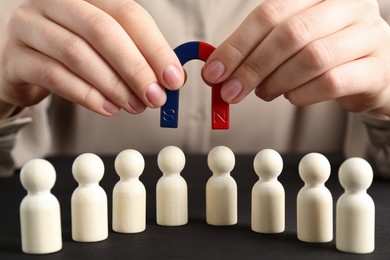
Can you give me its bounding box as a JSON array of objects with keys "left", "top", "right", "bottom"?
[{"left": 203, "top": 0, "right": 390, "bottom": 116}]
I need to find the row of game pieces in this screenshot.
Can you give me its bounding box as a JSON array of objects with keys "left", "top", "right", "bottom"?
[{"left": 19, "top": 146, "right": 375, "bottom": 255}]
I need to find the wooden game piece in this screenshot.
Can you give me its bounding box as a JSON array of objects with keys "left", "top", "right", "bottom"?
[
  {"left": 297, "top": 153, "right": 333, "bottom": 243},
  {"left": 20, "top": 159, "right": 62, "bottom": 254},
  {"left": 206, "top": 146, "right": 237, "bottom": 226},
  {"left": 156, "top": 146, "right": 188, "bottom": 226},
  {"left": 71, "top": 153, "right": 108, "bottom": 242},
  {"left": 160, "top": 41, "right": 229, "bottom": 129},
  {"left": 113, "top": 149, "right": 146, "bottom": 233},
  {"left": 336, "top": 157, "right": 375, "bottom": 254},
  {"left": 251, "top": 149, "right": 285, "bottom": 233}
]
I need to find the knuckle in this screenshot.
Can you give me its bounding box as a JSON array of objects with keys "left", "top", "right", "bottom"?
[
  {"left": 301, "top": 41, "right": 331, "bottom": 70},
  {"left": 7, "top": 5, "right": 29, "bottom": 27},
  {"left": 115, "top": 0, "right": 146, "bottom": 22},
  {"left": 347, "top": 0, "right": 378, "bottom": 16},
  {"left": 7, "top": 9, "right": 23, "bottom": 29},
  {"left": 375, "top": 19, "right": 390, "bottom": 39},
  {"left": 320, "top": 70, "right": 344, "bottom": 98},
  {"left": 125, "top": 60, "right": 150, "bottom": 88},
  {"left": 107, "top": 76, "right": 128, "bottom": 106},
  {"left": 151, "top": 44, "right": 171, "bottom": 57},
  {"left": 144, "top": 44, "right": 172, "bottom": 65},
  {"left": 278, "top": 17, "right": 310, "bottom": 49},
  {"left": 226, "top": 39, "right": 245, "bottom": 60},
  {"left": 241, "top": 58, "right": 263, "bottom": 84},
  {"left": 41, "top": 63, "right": 62, "bottom": 87},
  {"left": 78, "top": 87, "right": 94, "bottom": 108},
  {"left": 58, "top": 36, "right": 87, "bottom": 67},
  {"left": 253, "top": 1, "right": 288, "bottom": 28},
  {"left": 358, "top": 0, "right": 379, "bottom": 13},
  {"left": 86, "top": 12, "right": 118, "bottom": 42}
]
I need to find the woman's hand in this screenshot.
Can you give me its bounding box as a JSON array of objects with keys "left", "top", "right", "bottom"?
[
  {"left": 0, "top": 0, "right": 184, "bottom": 116},
  {"left": 203, "top": 0, "right": 390, "bottom": 116}
]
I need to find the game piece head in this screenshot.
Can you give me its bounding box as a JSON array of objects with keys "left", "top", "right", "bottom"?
[
  {"left": 115, "top": 149, "right": 145, "bottom": 179},
  {"left": 298, "top": 153, "right": 330, "bottom": 185},
  {"left": 253, "top": 149, "right": 283, "bottom": 180},
  {"left": 72, "top": 153, "right": 105, "bottom": 185},
  {"left": 207, "top": 146, "right": 235, "bottom": 174},
  {"left": 338, "top": 157, "right": 373, "bottom": 192},
  {"left": 157, "top": 146, "right": 186, "bottom": 174},
  {"left": 20, "top": 159, "right": 56, "bottom": 193}
]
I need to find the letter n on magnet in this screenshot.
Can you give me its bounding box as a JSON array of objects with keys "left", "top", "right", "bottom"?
[{"left": 212, "top": 84, "right": 229, "bottom": 129}]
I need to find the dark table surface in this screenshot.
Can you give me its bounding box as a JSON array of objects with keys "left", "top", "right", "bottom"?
[{"left": 0, "top": 153, "right": 389, "bottom": 259}]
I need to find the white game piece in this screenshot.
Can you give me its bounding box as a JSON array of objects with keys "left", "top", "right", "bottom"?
[
  {"left": 156, "top": 146, "right": 188, "bottom": 226},
  {"left": 113, "top": 149, "right": 146, "bottom": 233},
  {"left": 297, "top": 153, "right": 333, "bottom": 243},
  {"left": 251, "top": 149, "right": 285, "bottom": 233},
  {"left": 20, "top": 159, "right": 62, "bottom": 254},
  {"left": 206, "top": 146, "right": 237, "bottom": 226},
  {"left": 336, "top": 158, "right": 375, "bottom": 254},
  {"left": 71, "top": 153, "right": 108, "bottom": 242}
]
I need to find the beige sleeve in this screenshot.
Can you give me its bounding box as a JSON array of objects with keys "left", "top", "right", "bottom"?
[
  {"left": 360, "top": 113, "right": 390, "bottom": 179},
  {"left": 0, "top": 97, "right": 52, "bottom": 177},
  {"left": 11, "top": 98, "right": 52, "bottom": 168},
  {"left": 344, "top": 112, "right": 390, "bottom": 179},
  {"left": 0, "top": 116, "right": 32, "bottom": 177}
]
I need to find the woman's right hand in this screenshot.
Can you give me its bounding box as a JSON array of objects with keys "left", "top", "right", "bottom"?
[{"left": 0, "top": 0, "right": 185, "bottom": 116}]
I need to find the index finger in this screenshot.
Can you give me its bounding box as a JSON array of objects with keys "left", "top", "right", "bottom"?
[
  {"left": 202, "top": 0, "right": 322, "bottom": 84},
  {"left": 87, "top": 0, "right": 185, "bottom": 90},
  {"left": 40, "top": 0, "right": 184, "bottom": 107}
]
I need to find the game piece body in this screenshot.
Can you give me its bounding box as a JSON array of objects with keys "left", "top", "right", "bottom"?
[
  {"left": 251, "top": 149, "right": 285, "bottom": 233},
  {"left": 160, "top": 41, "right": 229, "bottom": 129},
  {"left": 71, "top": 153, "right": 108, "bottom": 242},
  {"left": 156, "top": 146, "right": 188, "bottom": 226},
  {"left": 336, "top": 158, "right": 375, "bottom": 254},
  {"left": 297, "top": 153, "right": 333, "bottom": 243},
  {"left": 206, "top": 146, "right": 237, "bottom": 226},
  {"left": 20, "top": 159, "right": 62, "bottom": 254},
  {"left": 113, "top": 149, "right": 146, "bottom": 233}
]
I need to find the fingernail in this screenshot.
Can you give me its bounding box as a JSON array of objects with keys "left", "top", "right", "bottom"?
[
  {"left": 222, "top": 79, "right": 243, "bottom": 103},
  {"left": 204, "top": 60, "right": 225, "bottom": 83},
  {"left": 163, "top": 65, "right": 184, "bottom": 89},
  {"left": 128, "top": 95, "right": 146, "bottom": 112},
  {"left": 146, "top": 83, "right": 166, "bottom": 107},
  {"left": 103, "top": 100, "right": 120, "bottom": 115}
]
